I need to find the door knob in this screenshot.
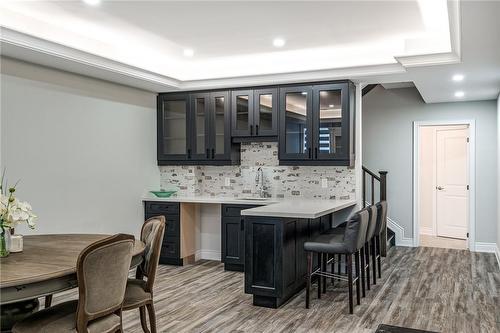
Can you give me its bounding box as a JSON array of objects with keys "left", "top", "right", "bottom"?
[{"left": 436, "top": 186, "right": 444, "bottom": 190}]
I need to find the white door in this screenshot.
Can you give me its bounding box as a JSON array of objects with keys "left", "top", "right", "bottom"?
[{"left": 436, "top": 127, "right": 469, "bottom": 239}]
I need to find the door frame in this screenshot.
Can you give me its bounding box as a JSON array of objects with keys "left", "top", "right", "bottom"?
[{"left": 412, "top": 119, "right": 476, "bottom": 250}]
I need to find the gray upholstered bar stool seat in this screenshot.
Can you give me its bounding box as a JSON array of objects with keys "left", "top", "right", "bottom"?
[
  {"left": 304, "top": 209, "right": 369, "bottom": 314},
  {"left": 13, "top": 234, "right": 134, "bottom": 333},
  {"left": 123, "top": 216, "right": 165, "bottom": 333}
]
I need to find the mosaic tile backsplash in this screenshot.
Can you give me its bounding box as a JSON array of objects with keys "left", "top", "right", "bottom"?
[{"left": 159, "top": 142, "right": 355, "bottom": 200}]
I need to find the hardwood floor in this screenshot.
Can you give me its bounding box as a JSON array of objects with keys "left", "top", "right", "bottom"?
[{"left": 52, "top": 246, "right": 500, "bottom": 333}]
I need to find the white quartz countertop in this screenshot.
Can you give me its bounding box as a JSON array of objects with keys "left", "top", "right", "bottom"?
[
  {"left": 240, "top": 199, "right": 357, "bottom": 219},
  {"left": 142, "top": 193, "right": 277, "bottom": 206},
  {"left": 143, "top": 193, "right": 357, "bottom": 219}
]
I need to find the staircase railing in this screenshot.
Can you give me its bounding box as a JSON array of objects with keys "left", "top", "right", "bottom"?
[{"left": 362, "top": 166, "right": 388, "bottom": 256}]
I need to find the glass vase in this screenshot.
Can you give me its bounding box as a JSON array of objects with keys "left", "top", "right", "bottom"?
[{"left": 0, "top": 227, "right": 11, "bottom": 258}]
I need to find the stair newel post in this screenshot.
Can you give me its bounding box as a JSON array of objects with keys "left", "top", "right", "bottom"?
[{"left": 379, "top": 171, "right": 388, "bottom": 256}]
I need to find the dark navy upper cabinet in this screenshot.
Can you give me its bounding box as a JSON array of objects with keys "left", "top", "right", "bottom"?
[
  {"left": 231, "top": 88, "right": 278, "bottom": 141},
  {"left": 279, "top": 82, "right": 354, "bottom": 166},
  {"left": 158, "top": 90, "right": 238, "bottom": 165},
  {"left": 157, "top": 93, "right": 191, "bottom": 162}
]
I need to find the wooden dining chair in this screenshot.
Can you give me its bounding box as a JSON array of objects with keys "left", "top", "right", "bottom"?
[
  {"left": 122, "top": 216, "right": 166, "bottom": 333},
  {"left": 13, "top": 234, "right": 134, "bottom": 333}
]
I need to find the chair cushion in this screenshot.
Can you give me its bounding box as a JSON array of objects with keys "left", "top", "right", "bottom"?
[
  {"left": 12, "top": 300, "right": 120, "bottom": 333},
  {"left": 323, "top": 223, "right": 346, "bottom": 235},
  {"left": 123, "top": 278, "right": 152, "bottom": 310},
  {"left": 304, "top": 233, "right": 350, "bottom": 254}
]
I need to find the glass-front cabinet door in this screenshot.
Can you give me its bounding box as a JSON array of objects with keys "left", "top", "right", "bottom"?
[
  {"left": 312, "top": 83, "right": 349, "bottom": 161},
  {"left": 254, "top": 88, "right": 278, "bottom": 137},
  {"left": 210, "top": 91, "right": 231, "bottom": 160},
  {"left": 231, "top": 90, "right": 253, "bottom": 137},
  {"left": 157, "top": 93, "right": 190, "bottom": 161},
  {"left": 190, "top": 93, "right": 210, "bottom": 160},
  {"left": 279, "top": 86, "right": 313, "bottom": 160}
]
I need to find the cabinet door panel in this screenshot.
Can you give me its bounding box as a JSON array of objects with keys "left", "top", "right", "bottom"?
[
  {"left": 157, "top": 94, "right": 190, "bottom": 161},
  {"left": 231, "top": 90, "right": 254, "bottom": 137},
  {"left": 279, "top": 86, "right": 313, "bottom": 160},
  {"left": 222, "top": 217, "right": 244, "bottom": 265},
  {"left": 254, "top": 88, "right": 278, "bottom": 137},
  {"left": 210, "top": 91, "right": 231, "bottom": 160},
  {"left": 190, "top": 93, "right": 210, "bottom": 160},
  {"left": 313, "top": 84, "right": 349, "bottom": 161}
]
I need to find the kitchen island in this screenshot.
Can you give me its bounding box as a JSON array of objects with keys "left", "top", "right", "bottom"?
[
  {"left": 241, "top": 199, "right": 357, "bottom": 308},
  {"left": 142, "top": 194, "right": 356, "bottom": 308}
]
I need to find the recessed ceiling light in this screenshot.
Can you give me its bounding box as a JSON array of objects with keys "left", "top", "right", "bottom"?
[
  {"left": 454, "top": 91, "right": 465, "bottom": 98},
  {"left": 301, "top": 92, "right": 307, "bottom": 95},
  {"left": 273, "top": 38, "right": 286, "bottom": 48},
  {"left": 183, "top": 48, "right": 194, "bottom": 57},
  {"left": 329, "top": 104, "right": 334, "bottom": 108},
  {"left": 82, "top": 0, "right": 101, "bottom": 6},
  {"left": 452, "top": 74, "right": 464, "bottom": 82}
]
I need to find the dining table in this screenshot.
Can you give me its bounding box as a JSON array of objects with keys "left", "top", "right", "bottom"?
[{"left": 0, "top": 234, "right": 145, "bottom": 330}]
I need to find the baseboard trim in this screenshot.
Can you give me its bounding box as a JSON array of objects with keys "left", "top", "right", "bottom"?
[
  {"left": 195, "top": 249, "right": 221, "bottom": 262},
  {"left": 387, "top": 216, "right": 414, "bottom": 247},
  {"left": 475, "top": 243, "right": 500, "bottom": 269}
]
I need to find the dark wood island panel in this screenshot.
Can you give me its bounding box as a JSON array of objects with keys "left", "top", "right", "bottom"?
[{"left": 244, "top": 215, "right": 331, "bottom": 308}]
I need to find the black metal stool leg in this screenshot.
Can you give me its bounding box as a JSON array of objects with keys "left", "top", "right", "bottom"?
[
  {"left": 365, "top": 243, "right": 371, "bottom": 291},
  {"left": 318, "top": 253, "right": 322, "bottom": 299},
  {"left": 372, "top": 238, "right": 377, "bottom": 285},
  {"left": 360, "top": 247, "right": 366, "bottom": 297},
  {"left": 306, "top": 251, "right": 312, "bottom": 309},
  {"left": 354, "top": 251, "right": 360, "bottom": 305},
  {"left": 377, "top": 235, "right": 382, "bottom": 278},
  {"left": 322, "top": 252, "right": 327, "bottom": 293},
  {"left": 347, "top": 254, "right": 353, "bottom": 314}
]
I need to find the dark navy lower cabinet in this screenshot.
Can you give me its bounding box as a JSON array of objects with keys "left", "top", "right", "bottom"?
[
  {"left": 144, "top": 201, "right": 182, "bottom": 266},
  {"left": 244, "top": 215, "right": 324, "bottom": 308},
  {"left": 221, "top": 204, "right": 257, "bottom": 272}
]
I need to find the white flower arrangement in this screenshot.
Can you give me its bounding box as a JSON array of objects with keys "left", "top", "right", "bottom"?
[{"left": 0, "top": 171, "right": 37, "bottom": 231}]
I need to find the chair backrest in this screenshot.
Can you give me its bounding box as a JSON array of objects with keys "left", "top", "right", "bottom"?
[
  {"left": 365, "top": 205, "right": 378, "bottom": 241},
  {"left": 343, "top": 209, "right": 369, "bottom": 253},
  {"left": 76, "top": 234, "right": 134, "bottom": 331},
  {"left": 138, "top": 216, "right": 166, "bottom": 292},
  {"left": 375, "top": 201, "right": 388, "bottom": 235}
]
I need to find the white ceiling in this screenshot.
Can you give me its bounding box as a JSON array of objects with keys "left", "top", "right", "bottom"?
[{"left": 0, "top": 0, "right": 499, "bottom": 103}]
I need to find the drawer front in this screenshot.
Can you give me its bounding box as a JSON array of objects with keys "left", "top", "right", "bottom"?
[
  {"left": 222, "top": 204, "right": 257, "bottom": 217},
  {"left": 145, "top": 214, "right": 180, "bottom": 238},
  {"left": 145, "top": 202, "right": 180, "bottom": 215},
  {"left": 161, "top": 236, "right": 180, "bottom": 258}
]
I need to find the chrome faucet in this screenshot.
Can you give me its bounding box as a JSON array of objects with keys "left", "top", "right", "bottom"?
[{"left": 255, "top": 167, "right": 265, "bottom": 198}]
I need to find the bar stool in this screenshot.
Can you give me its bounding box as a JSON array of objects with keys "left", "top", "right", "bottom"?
[
  {"left": 373, "top": 201, "right": 388, "bottom": 279},
  {"left": 304, "top": 209, "right": 369, "bottom": 314},
  {"left": 362, "top": 205, "right": 378, "bottom": 293}
]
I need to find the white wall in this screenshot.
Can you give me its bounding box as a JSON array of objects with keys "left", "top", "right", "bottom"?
[
  {"left": 418, "top": 126, "right": 435, "bottom": 235},
  {"left": 497, "top": 94, "right": 500, "bottom": 253},
  {"left": 0, "top": 57, "right": 159, "bottom": 236},
  {"left": 363, "top": 86, "right": 497, "bottom": 243}
]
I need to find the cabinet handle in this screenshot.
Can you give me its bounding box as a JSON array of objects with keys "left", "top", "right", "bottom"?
[
  {"left": 255, "top": 124, "right": 259, "bottom": 136},
  {"left": 315, "top": 147, "right": 318, "bottom": 159},
  {"left": 250, "top": 125, "right": 253, "bottom": 136},
  {"left": 187, "top": 149, "right": 191, "bottom": 159},
  {"left": 206, "top": 149, "right": 210, "bottom": 159},
  {"left": 240, "top": 218, "right": 244, "bottom": 230},
  {"left": 211, "top": 148, "right": 215, "bottom": 159},
  {"left": 308, "top": 147, "right": 312, "bottom": 159}
]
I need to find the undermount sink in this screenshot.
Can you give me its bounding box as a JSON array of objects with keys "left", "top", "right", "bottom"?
[{"left": 236, "top": 197, "right": 271, "bottom": 201}]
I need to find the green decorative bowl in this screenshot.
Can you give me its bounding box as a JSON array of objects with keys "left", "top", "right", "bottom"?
[{"left": 150, "top": 190, "right": 177, "bottom": 198}]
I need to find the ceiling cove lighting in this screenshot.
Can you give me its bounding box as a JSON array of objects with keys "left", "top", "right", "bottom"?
[
  {"left": 452, "top": 74, "right": 465, "bottom": 82},
  {"left": 82, "top": 0, "right": 101, "bottom": 6},
  {"left": 183, "top": 48, "right": 194, "bottom": 57},
  {"left": 454, "top": 91, "right": 465, "bottom": 98},
  {"left": 272, "top": 38, "right": 286, "bottom": 48}
]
